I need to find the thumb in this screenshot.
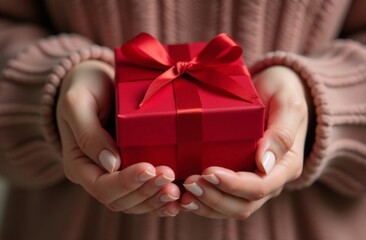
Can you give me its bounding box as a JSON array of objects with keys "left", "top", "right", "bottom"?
[
  {"left": 58, "top": 65, "right": 120, "bottom": 173},
  {"left": 255, "top": 91, "right": 307, "bottom": 174}
]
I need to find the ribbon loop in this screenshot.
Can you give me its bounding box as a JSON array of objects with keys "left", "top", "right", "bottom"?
[
  {"left": 122, "top": 33, "right": 173, "bottom": 69},
  {"left": 194, "top": 33, "right": 243, "bottom": 65},
  {"left": 120, "top": 32, "right": 253, "bottom": 106}
]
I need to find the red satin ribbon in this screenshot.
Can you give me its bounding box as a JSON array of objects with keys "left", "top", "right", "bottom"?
[
  {"left": 169, "top": 44, "right": 203, "bottom": 178},
  {"left": 121, "top": 32, "right": 253, "bottom": 107}
]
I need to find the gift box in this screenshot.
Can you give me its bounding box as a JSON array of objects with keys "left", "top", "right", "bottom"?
[{"left": 115, "top": 33, "right": 265, "bottom": 179}]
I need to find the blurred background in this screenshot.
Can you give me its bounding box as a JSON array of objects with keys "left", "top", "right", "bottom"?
[{"left": 0, "top": 178, "right": 7, "bottom": 229}]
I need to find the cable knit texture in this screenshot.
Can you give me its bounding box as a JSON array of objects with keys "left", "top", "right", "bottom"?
[{"left": 0, "top": 0, "right": 365, "bottom": 239}]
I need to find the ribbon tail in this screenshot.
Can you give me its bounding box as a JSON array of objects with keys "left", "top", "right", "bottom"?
[
  {"left": 189, "top": 69, "right": 253, "bottom": 103},
  {"left": 139, "top": 67, "right": 179, "bottom": 107}
]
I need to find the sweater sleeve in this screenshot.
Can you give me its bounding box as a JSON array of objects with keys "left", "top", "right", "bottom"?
[
  {"left": 0, "top": 12, "right": 114, "bottom": 189},
  {"left": 250, "top": 37, "right": 366, "bottom": 197}
]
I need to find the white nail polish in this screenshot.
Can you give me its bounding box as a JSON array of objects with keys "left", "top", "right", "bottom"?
[
  {"left": 183, "top": 183, "right": 203, "bottom": 196},
  {"left": 154, "top": 175, "right": 175, "bottom": 187},
  {"left": 99, "top": 150, "right": 116, "bottom": 173},
  {"left": 162, "top": 209, "right": 177, "bottom": 217},
  {"left": 202, "top": 174, "right": 220, "bottom": 185},
  {"left": 160, "top": 194, "right": 179, "bottom": 203},
  {"left": 181, "top": 202, "right": 199, "bottom": 210},
  {"left": 262, "top": 151, "right": 275, "bottom": 174},
  {"left": 138, "top": 170, "right": 156, "bottom": 182}
]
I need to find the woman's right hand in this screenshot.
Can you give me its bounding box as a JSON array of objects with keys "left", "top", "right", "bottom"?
[{"left": 56, "top": 60, "right": 180, "bottom": 217}]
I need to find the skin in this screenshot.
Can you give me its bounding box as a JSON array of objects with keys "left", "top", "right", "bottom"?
[{"left": 57, "top": 60, "right": 310, "bottom": 218}]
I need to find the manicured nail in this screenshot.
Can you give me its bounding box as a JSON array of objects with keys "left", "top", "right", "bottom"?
[
  {"left": 160, "top": 193, "right": 179, "bottom": 203},
  {"left": 138, "top": 170, "right": 156, "bottom": 182},
  {"left": 162, "top": 209, "right": 177, "bottom": 217},
  {"left": 262, "top": 151, "right": 275, "bottom": 174},
  {"left": 202, "top": 174, "right": 220, "bottom": 185},
  {"left": 183, "top": 183, "right": 203, "bottom": 197},
  {"left": 99, "top": 150, "right": 116, "bottom": 173},
  {"left": 154, "top": 175, "right": 175, "bottom": 187},
  {"left": 181, "top": 202, "right": 199, "bottom": 210}
]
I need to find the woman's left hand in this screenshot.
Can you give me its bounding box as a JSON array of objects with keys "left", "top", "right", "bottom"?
[{"left": 180, "top": 66, "right": 310, "bottom": 219}]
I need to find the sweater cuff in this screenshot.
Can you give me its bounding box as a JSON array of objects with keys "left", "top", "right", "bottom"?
[
  {"left": 250, "top": 39, "right": 366, "bottom": 196},
  {"left": 1, "top": 34, "right": 114, "bottom": 188}
]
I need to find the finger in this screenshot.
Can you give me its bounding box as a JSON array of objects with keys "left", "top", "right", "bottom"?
[
  {"left": 58, "top": 83, "right": 120, "bottom": 173},
  {"left": 182, "top": 175, "right": 250, "bottom": 218},
  {"left": 182, "top": 176, "right": 273, "bottom": 219},
  {"left": 107, "top": 166, "right": 176, "bottom": 211},
  {"left": 122, "top": 183, "right": 180, "bottom": 214},
  {"left": 201, "top": 166, "right": 285, "bottom": 201},
  {"left": 64, "top": 144, "right": 157, "bottom": 205},
  {"left": 180, "top": 193, "right": 225, "bottom": 219},
  {"left": 151, "top": 202, "right": 181, "bottom": 217},
  {"left": 181, "top": 191, "right": 272, "bottom": 220},
  {"left": 201, "top": 167, "right": 271, "bottom": 200},
  {"left": 256, "top": 90, "right": 307, "bottom": 174}
]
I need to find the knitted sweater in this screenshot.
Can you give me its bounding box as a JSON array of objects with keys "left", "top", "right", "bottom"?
[{"left": 0, "top": 0, "right": 365, "bottom": 239}]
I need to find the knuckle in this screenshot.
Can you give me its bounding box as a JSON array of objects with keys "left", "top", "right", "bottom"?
[
  {"left": 136, "top": 186, "right": 154, "bottom": 199},
  {"left": 62, "top": 148, "right": 82, "bottom": 184},
  {"left": 293, "top": 167, "right": 303, "bottom": 180},
  {"left": 63, "top": 160, "right": 81, "bottom": 185},
  {"left": 273, "top": 188, "right": 283, "bottom": 198},
  {"left": 106, "top": 203, "right": 120, "bottom": 212},
  {"left": 58, "top": 91, "right": 78, "bottom": 112},
  {"left": 91, "top": 189, "right": 110, "bottom": 204},
  {"left": 272, "top": 127, "right": 294, "bottom": 153},
  {"left": 118, "top": 174, "right": 137, "bottom": 193},
  {"left": 224, "top": 180, "right": 240, "bottom": 196},
  {"left": 234, "top": 209, "right": 252, "bottom": 220},
  {"left": 121, "top": 208, "right": 132, "bottom": 214},
  {"left": 205, "top": 191, "right": 224, "bottom": 209},
  {"left": 76, "top": 128, "right": 91, "bottom": 151},
  {"left": 144, "top": 199, "right": 158, "bottom": 211},
  {"left": 287, "top": 98, "right": 308, "bottom": 123},
  {"left": 288, "top": 98, "right": 305, "bottom": 111},
  {"left": 63, "top": 167, "right": 77, "bottom": 184},
  {"left": 252, "top": 182, "right": 270, "bottom": 200}
]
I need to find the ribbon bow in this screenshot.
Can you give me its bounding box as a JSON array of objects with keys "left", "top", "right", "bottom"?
[{"left": 121, "top": 33, "right": 253, "bottom": 107}]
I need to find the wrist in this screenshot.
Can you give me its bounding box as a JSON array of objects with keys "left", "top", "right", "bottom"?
[{"left": 64, "top": 60, "right": 114, "bottom": 83}]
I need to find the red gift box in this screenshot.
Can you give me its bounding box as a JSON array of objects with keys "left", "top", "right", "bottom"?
[{"left": 115, "top": 33, "right": 265, "bottom": 179}]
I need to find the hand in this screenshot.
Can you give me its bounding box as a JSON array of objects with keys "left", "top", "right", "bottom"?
[
  {"left": 56, "top": 60, "right": 180, "bottom": 216},
  {"left": 180, "top": 66, "right": 310, "bottom": 219}
]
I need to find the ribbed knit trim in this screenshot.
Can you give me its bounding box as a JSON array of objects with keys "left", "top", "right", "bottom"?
[
  {"left": 250, "top": 39, "right": 366, "bottom": 192},
  {"left": 1, "top": 34, "right": 114, "bottom": 187}
]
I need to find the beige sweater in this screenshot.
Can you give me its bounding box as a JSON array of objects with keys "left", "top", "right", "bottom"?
[{"left": 0, "top": 0, "right": 366, "bottom": 239}]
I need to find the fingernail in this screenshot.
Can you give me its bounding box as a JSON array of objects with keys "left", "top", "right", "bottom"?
[
  {"left": 202, "top": 174, "right": 220, "bottom": 185},
  {"left": 160, "top": 193, "right": 179, "bottom": 203},
  {"left": 138, "top": 170, "right": 156, "bottom": 182},
  {"left": 183, "top": 183, "right": 203, "bottom": 197},
  {"left": 99, "top": 150, "right": 116, "bottom": 173},
  {"left": 262, "top": 151, "right": 275, "bottom": 174},
  {"left": 181, "top": 202, "right": 199, "bottom": 210},
  {"left": 154, "top": 175, "right": 175, "bottom": 187},
  {"left": 162, "top": 209, "right": 177, "bottom": 217}
]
